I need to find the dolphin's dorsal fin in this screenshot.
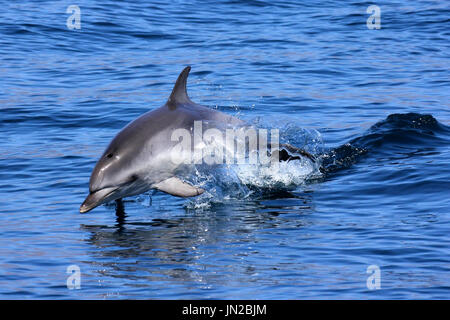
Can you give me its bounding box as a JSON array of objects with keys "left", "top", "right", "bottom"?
[{"left": 168, "top": 66, "right": 193, "bottom": 105}]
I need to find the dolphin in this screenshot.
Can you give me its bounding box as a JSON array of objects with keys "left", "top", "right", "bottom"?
[
  {"left": 80, "top": 66, "right": 317, "bottom": 213},
  {"left": 80, "top": 66, "right": 245, "bottom": 213}
]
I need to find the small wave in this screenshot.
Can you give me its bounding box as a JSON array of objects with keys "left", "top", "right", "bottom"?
[{"left": 321, "top": 113, "right": 450, "bottom": 173}]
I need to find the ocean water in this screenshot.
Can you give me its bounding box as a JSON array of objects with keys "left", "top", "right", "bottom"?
[{"left": 0, "top": 0, "right": 449, "bottom": 299}]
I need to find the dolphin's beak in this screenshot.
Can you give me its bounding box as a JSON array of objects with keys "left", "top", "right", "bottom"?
[{"left": 79, "top": 187, "right": 118, "bottom": 213}]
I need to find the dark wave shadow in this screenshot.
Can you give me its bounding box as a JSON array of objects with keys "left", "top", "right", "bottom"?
[{"left": 320, "top": 113, "right": 450, "bottom": 174}]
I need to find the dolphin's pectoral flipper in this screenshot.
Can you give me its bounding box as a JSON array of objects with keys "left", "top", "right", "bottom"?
[{"left": 154, "top": 177, "right": 205, "bottom": 197}]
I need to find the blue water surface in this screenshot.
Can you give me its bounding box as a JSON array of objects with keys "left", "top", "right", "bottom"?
[{"left": 0, "top": 0, "right": 449, "bottom": 299}]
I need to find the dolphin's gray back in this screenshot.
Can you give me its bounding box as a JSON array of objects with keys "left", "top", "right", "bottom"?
[
  {"left": 108, "top": 65, "right": 245, "bottom": 159},
  {"left": 112, "top": 100, "right": 244, "bottom": 150}
]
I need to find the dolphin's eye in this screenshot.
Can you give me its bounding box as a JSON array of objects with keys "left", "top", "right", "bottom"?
[{"left": 106, "top": 153, "right": 113, "bottom": 158}]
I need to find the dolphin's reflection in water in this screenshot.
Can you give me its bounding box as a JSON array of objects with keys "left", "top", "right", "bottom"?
[{"left": 81, "top": 191, "right": 315, "bottom": 291}]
